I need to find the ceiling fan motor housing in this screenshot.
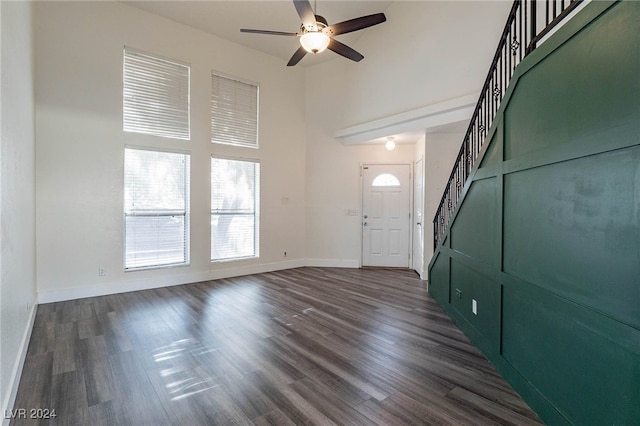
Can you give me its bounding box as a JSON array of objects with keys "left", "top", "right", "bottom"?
[{"left": 301, "top": 15, "right": 328, "bottom": 33}]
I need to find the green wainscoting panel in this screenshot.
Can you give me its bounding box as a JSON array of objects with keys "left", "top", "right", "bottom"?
[
  {"left": 427, "top": 1, "right": 640, "bottom": 424},
  {"left": 502, "top": 281, "right": 640, "bottom": 424},
  {"left": 504, "top": 0, "right": 640, "bottom": 161},
  {"left": 450, "top": 260, "right": 501, "bottom": 349},
  {"left": 450, "top": 177, "right": 498, "bottom": 266},
  {"left": 479, "top": 131, "right": 501, "bottom": 169},
  {"left": 428, "top": 252, "right": 450, "bottom": 304},
  {"left": 504, "top": 146, "right": 640, "bottom": 329}
]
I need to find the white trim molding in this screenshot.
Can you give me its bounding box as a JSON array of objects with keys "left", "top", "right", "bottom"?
[
  {"left": 37, "top": 259, "right": 306, "bottom": 304},
  {"left": 38, "top": 259, "right": 371, "bottom": 305},
  {"left": 334, "top": 94, "right": 477, "bottom": 146},
  {"left": 304, "top": 258, "right": 360, "bottom": 268},
  {"left": 2, "top": 304, "right": 37, "bottom": 426}
]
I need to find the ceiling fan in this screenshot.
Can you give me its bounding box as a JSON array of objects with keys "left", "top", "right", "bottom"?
[{"left": 240, "top": 0, "right": 386, "bottom": 66}]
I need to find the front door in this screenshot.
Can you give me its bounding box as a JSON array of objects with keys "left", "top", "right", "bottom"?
[{"left": 362, "top": 164, "right": 411, "bottom": 267}]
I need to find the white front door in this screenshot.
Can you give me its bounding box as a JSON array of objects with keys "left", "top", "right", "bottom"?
[
  {"left": 413, "top": 158, "right": 424, "bottom": 276},
  {"left": 362, "top": 164, "right": 411, "bottom": 267}
]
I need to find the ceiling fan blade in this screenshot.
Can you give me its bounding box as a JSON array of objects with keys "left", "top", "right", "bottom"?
[
  {"left": 325, "top": 13, "right": 386, "bottom": 36},
  {"left": 327, "top": 39, "right": 364, "bottom": 62},
  {"left": 241, "top": 29, "right": 299, "bottom": 37},
  {"left": 293, "top": 0, "right": 317, "bottom": 32},
  {"left": 287, "top": 46, "right": 307, "bottom": 66}
]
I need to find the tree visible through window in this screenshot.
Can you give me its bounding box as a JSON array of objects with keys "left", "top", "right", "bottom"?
[
  {"left": 124, "top": 148, "right": 190, "bottom": 269},
  {"left": 211, "top": 157, "right": 260, "bottom": 261}
]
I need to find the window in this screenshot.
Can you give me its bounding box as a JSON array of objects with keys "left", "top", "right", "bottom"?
[
  {"left": 124, "top": 148, "right": 190, "bottom": 269},
  {"left": 123, "top": 47, "right": 190, "bottom": 140},
  {"left": 211, "top": 73, "right": 258, "bottom": 148},
  {"left": 211, "top": 157, "right": 260, "bottom": 261},
  {"left": 372, "top": 173, "right": 401, "bottom": 187}
]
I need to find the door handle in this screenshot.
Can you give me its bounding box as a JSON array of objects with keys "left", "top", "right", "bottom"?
[
  {"left": 363, "top": 222, "right": 368, "bottom": 226},
  {"left": 417, "top": 222, "right": 421, "bottom": 226}
]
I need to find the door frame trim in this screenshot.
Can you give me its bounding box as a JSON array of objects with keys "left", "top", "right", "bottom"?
[
  {"left": 359, "top": 162, "right": 414, "bottom": 268},
  {"left": 413, "top": 156, "right": 424, "bottom": 278}
]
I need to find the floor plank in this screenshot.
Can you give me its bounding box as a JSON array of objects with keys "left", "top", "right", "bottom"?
[{"left": 10, "top": 267, "right": 542, "bottom": 425}]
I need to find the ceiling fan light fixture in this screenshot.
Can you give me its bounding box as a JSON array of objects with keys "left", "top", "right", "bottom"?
[{"left": 300, "top": 31, "right": 330, "bottom": 54}]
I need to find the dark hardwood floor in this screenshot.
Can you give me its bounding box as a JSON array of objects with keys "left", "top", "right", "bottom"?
[{"left": 11, "top": 267, "right": 542, "bottom": 425}]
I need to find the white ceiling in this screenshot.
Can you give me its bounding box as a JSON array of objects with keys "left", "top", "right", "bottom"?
[
  {"left": 366, "top": 121, "right": 469, "bottom": 148},
  {"left": 124, "top": 0, "right": 394, "bottom": 67}
]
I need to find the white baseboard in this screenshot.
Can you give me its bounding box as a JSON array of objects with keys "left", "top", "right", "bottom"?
[
  {"left": 2, "top": 304, "right": 37, "bottom": 426},
  {"left": 304, "top": 258, "right": 360, "bottom": 268},
  {"left": 37, "top": 258, "right": 363, "bottom": 304},
  {"left": 38, "top": 259, "right": 306, "bottom": 304}
]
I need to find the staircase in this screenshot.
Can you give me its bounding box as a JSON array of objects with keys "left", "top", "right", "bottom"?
[
  {"left": 433, "top": 0, "right": 583, "bottom": 249},
  {"left": 427, "top": 1, "right": 640, "bottom": 423}
]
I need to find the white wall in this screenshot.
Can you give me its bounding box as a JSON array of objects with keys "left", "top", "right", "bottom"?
[
  {"left": 424, "top": 125, "right": 468, "bottom": 264},
  {"left": 334, "top": 1, "right": 510, "bottom": 128},
  {"left": 1, "top": 0, "right": 37, "bottom": 419},
  {"left": 304, "top": 60, "right": 417, "bottom": 266},
  {"left": 33, "top": 1, "right": 513, "bottom": 297},
  {"left": 34, "top": 1, "right": 307, "bottom": 302},
  {"left": 304, "top": 1, "right": 509, "bottom": 267}
]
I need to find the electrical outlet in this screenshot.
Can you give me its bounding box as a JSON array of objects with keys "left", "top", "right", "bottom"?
[
  {"left": 98, "top": 267, "right": 106, "bottom": 276},
  {"left": 472, "top": 299, "right": 478, "bottom": 315}
]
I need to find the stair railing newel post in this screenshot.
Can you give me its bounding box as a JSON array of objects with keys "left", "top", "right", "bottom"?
[{"left": 432, "top": 0, "right": 582, "bottom": 249}]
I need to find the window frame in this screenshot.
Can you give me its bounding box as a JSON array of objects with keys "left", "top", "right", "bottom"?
[
  {"left": 124, "top": 146, "right": 191, "bottom": 271},
  {"left": 210, "top": 155, "right": 261, "bottom": 262}
]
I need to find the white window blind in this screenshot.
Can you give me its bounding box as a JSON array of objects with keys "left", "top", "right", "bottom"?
[
  {"left": 125, "top": 148, "right": 190, "bottom": 269},
  {"left": 211, "top": 157, "right": 260, "bottom": 261},
  {"left": 123, "top": 48, "right": 190, "bottom": 140},
  {"left": 211, "top": 73, "right": 258, "bottom": 148}
]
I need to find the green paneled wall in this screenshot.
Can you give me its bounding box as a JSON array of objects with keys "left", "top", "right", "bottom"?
[
  {"left": 479, "top": 132, "right": 501, "bottom": 169},
  {"left": 503, "top": 281, "right": 640, "bottom": 424},
  {"left": 450, "top": 259, "right": 501, "bottom": 348},
  {"left": 504, "top": 147, "right": 640, "bottom": 328},
  {"left": 451, "top": 177, "right": 498, "bottom": 266},
  {"left": 429, "top": 253, "right": 450, "bottom": 304},
  {"left": 428, "top": 1, "right": 640, "bottom": 424},
  {"left": 504, "top": 0, "right": 639, "bottom": 161}
]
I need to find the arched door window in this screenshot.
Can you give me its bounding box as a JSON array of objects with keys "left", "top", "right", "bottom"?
[{"left": 371, "top": 173, "right": 401, "bottom": 187}]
